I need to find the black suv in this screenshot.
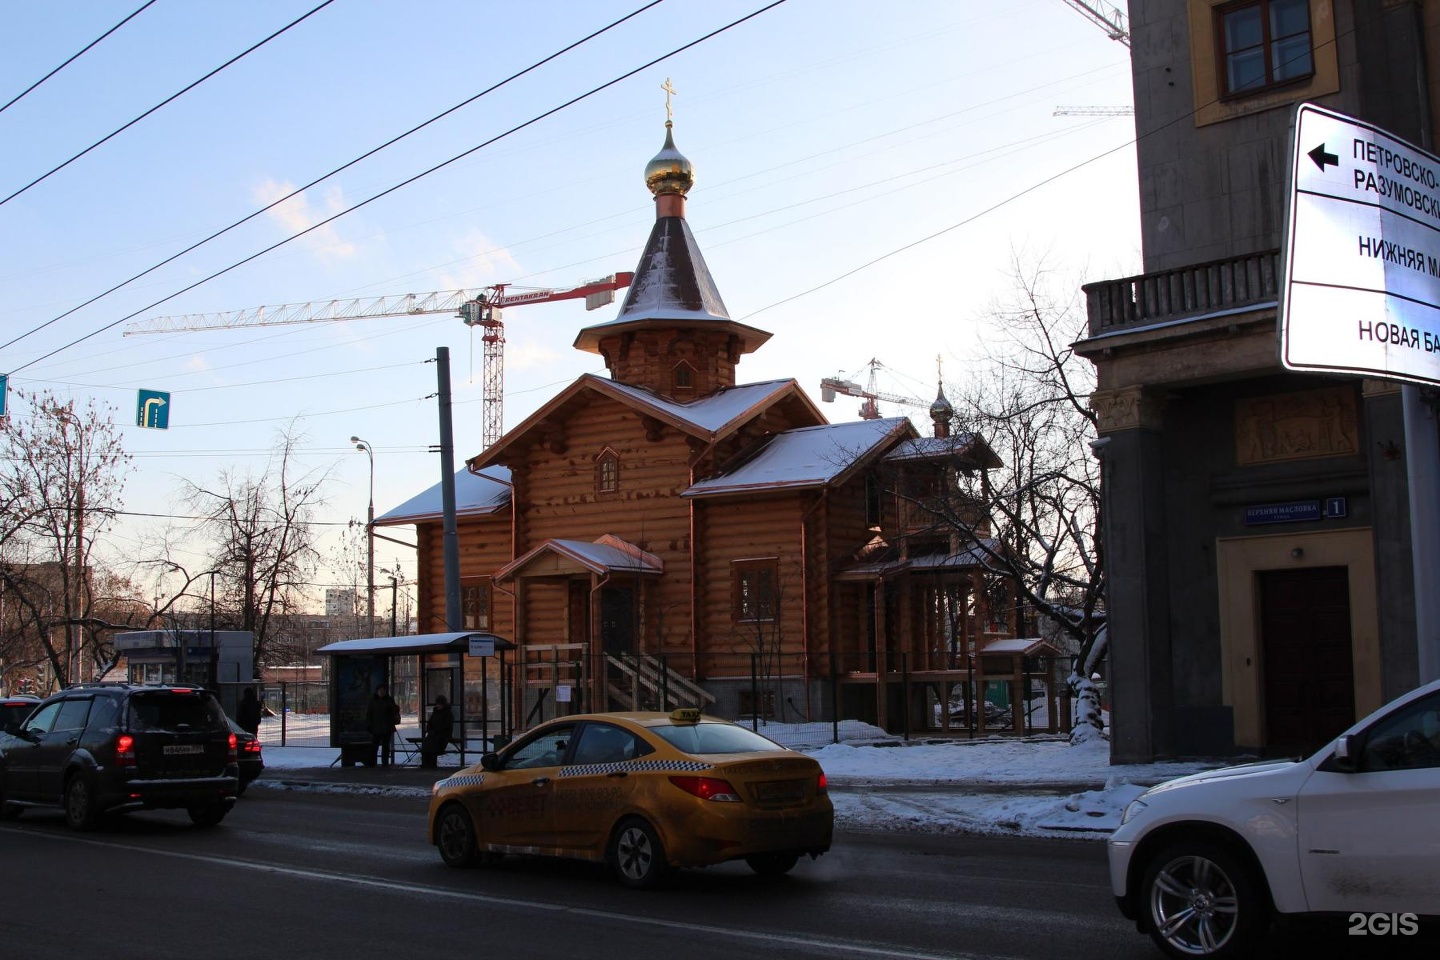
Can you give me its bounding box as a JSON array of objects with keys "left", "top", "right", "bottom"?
[{"left": 0, "top": 683, "right": 237, "bottom": 830}]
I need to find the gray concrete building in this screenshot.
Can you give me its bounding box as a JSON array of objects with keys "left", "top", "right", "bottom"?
[{"left": 1078, "top": 1, "right": 1440, "bottom": 761}]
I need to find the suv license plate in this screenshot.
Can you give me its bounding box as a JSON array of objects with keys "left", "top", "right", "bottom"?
[{"left": 164, "top": 744, "right": 204, "bottom": 755}]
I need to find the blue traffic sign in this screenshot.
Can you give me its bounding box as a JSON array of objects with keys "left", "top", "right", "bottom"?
[
  {"left": 136, "top": 389, "right": 170, "bottom": 429},
  {"left": 0, "top": 374, "right": 7, "bottom": 419}
]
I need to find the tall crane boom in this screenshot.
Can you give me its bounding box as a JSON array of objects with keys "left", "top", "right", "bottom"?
[
  {"left": 1061, "top": 0, "right": 1130, "bottom": 47},
  {"left": 820, "top": 358, "right": 926, "bottom": 421},
  {"left": 124, "top": 271, "right": 634, "bottom": 448}
]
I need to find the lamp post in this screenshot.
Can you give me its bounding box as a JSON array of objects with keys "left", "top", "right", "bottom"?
[{"left": 350, "top": 436, "right": 375, "bottom": 632}]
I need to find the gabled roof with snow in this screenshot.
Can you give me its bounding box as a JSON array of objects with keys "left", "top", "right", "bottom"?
[
  {"left": 884, "top": 434, "right": 1004, "bottom": 470},
  {"left": 468, "top": 375, "right": 826, "bottom": 471},
  {"left": 683, "top": 417, "right": 914, "bottom": 498},
  {"left": 496, "top": 534, "right": 663, "bottom": 582},
  {"left": 373, "top": 466, "right": 511, "bottom": 527},
  {"left": 982, "top": 637, "right": 1062, "bottom": 657},
  {"left": 834, "top": 538, "right": 1002, "bottom": 579}
]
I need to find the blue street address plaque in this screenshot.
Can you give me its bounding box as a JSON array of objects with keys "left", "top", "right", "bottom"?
[
  {"left": 136, "top": 389, "right": 170, "bottom": 429},
  {"left": 1244, "top": 501, "right": 1322, "bottom": 525}
]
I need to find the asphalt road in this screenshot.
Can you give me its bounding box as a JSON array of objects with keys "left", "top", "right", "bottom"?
[{"left": 2, "top": 788, "right": 1432, "bottom": 960}]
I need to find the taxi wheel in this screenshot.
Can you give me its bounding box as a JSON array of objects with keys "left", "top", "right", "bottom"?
[
  {"left": 610, "top": 817, "right": 669, "bottom": 889},
  {"left": 745, "top": 852, "right": 799, "bottom": 877},
  {"left": 436, "top": 803, "right": 480, "bottom": 868}
]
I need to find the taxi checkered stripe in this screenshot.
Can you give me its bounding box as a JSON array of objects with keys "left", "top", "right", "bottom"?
[
  {"left": 558, "top": 758, "right": 711, "bottom": 778},
  {"left": 438, "top": 774, "right": 486, "bottom": 788}
]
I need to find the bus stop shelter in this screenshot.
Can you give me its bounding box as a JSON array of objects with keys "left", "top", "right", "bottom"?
[{"left": 316, "top": 631, "right": 515, "bottom": 767}]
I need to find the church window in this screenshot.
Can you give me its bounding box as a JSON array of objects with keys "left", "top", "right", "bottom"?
[
  {"left": 596, "top": 449, "right": 620, "bottom": 494},
  {"left": 461, "top": 578, "right": 491, "bottom": 630},
  {"left": 732, "top": 559, "right": 778, "bottom": 623},
  {"left": 672, "top": 360, "right": 696, "bottom": 394}
]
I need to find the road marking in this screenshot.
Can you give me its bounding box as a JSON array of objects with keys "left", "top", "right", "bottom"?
[{"left": 11, "top": 827, "right": 1020, "bottom": 960}]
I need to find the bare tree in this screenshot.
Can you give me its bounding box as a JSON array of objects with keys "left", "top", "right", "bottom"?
[
  {"left": 943, "top": 256, "right": 1107, "bottom": 742},
  {"left": 183, "top": 429, "right": 327, "bottom": 670},
  {"left": 0, "top": 389, "right": 132, "bottom": 689}
]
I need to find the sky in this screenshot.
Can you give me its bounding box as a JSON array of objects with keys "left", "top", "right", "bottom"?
[
  {"left": 0, "top": 0, "right": 1140, "bottom": 609},
  {"left": 256, "top": 714, "right": 1214, "bottom": 840}
]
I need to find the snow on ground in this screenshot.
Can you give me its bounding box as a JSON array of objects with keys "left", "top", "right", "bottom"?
[{"left": 253, "top": 714, "right": 1226, "bottom": 840}]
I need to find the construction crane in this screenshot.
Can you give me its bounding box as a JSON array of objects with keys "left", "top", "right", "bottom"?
[
  {"left": 125, "top": 272, "right": 634, "bottom": 448},
  {"left": 1061, "top": 0, "right": 1130, "bottom": 47},
  {"left": 820, "top": 358, "right": 927, "bottom": 421},
  {"left": 1053, "top": 106, "right": 1134, "bottom": 117}
]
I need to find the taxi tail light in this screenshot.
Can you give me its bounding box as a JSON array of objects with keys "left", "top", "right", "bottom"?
[
  {"left": 115, "top": 734, "right": 136, "bottom": 769},
  {"left": 669, "top": 776, "right": 742, "bottom": 802},
  {"left": 817, "top": 771, "right": 828, "bottom": 794}
]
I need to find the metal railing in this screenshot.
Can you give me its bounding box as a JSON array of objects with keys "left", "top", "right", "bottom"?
[
  {"left": 1083, "top": 249, "right": 1280, "bottom": 337},
  {"left": 221, "top": 653, "right": 1086, "bottom": 752}
]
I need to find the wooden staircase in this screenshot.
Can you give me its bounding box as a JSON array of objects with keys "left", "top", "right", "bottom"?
[{"left": 604, "top": 653, "right": 715, "bottom": 712}]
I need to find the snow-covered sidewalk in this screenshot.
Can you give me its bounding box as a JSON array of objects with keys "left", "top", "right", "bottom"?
[{"left": 256, "top": 729, "right": 1223, "bottom": 841}]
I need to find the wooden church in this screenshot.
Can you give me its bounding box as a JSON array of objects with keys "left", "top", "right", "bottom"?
[{"left": 375, "top": 119, "right": 1019, "bottom": 736}]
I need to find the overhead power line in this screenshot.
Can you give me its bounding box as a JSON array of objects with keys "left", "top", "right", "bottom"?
[
  {"left": 0, "top": 0, "right": 338, "bottom": 208},
  {"left": 0, "top": 0, "right": 668, "bottom": 358},
  {"left": 3, "top": 0, "right": 789, "bottom": 377},
  {"left": 0, "top": 0, "right": 158, "bottom": 116}
]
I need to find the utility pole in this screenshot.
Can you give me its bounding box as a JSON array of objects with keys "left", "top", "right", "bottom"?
[{"left": 436, "top": 347, "right": 462, "bottom": 631}]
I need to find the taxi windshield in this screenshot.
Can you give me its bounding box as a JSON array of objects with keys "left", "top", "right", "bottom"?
[{"left": 652, "top": 721, "right": 785, "bottom": 755}]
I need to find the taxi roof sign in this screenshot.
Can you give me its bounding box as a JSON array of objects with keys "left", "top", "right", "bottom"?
[{"left": 669, "top": 708, "right": 703, "bottom": 723}]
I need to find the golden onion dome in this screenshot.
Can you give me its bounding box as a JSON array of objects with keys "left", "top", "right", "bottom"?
[{"left": 645, "top": 122, "right": 695, "bottom": 197}]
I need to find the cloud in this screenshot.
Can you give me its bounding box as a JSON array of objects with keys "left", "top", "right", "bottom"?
[
  {"left": 251, "top": 179, "right": 358, "bottom": 262},
  {"left": 437, "top": 229, "right": 521, "bottom": 288}
]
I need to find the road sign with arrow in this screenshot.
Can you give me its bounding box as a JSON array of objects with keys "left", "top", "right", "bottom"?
[
  {"left": 1282, "top": 102, "right": 1440, "bottom": 385},
  {"left": 136, "top": 389, "right": 170, "bottom": 429}
]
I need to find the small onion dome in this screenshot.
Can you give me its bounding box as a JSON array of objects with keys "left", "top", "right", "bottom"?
[
  {"left": 645, "top": 122, "right": 695, "bottom": 197},
  {"left": 930, "top": 384, "right": 954, "bottom": 421}
]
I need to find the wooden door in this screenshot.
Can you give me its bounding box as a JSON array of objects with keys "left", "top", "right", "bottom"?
[{"left": 1258, "top": 566, "right": 1354, "bottom": 753}]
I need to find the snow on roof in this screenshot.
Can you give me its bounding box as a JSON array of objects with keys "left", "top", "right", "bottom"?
[
  {"left": 835, "top": 539, "right": 1001, "bottom": 578},
  {"left": 885, "top": 434, "right": 1003, "bottom": 469},
  {"left": 683, "top": 418, "right": 909, "bottom": 498},
  {"left": 316, "top": 631, "right": 516, "bottom": 655},
  {"left": 497, "top": 535, "right": 663, "bottom": 581},
  {"left": 373, "top": 466, "right": 511, "bottom": 526},
  {"left": 601, "top": 378, "right": 799, "bottom": 435},
  {"left": 982, "top": 637, "right": 1062, "bottom": 657}
]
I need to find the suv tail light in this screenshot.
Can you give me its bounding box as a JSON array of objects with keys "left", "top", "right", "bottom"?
[
  {"left": 669, "top": 776, "right": 742, "bottom": 802},
  {"left": 227, "top": 732, "right": 238, "bottom": 761},
  {"left": 115, "top": 734, "right": 136, "bottom": 769}
]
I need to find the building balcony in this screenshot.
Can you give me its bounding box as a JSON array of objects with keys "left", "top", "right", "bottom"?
[{"left": 1082, "top": 250, "right": 1280, "bottom": 338}]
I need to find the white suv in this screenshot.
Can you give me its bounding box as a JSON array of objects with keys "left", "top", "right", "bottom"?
[{"left": 1108, "top": 678, "right": 1440, "bottom": 958}]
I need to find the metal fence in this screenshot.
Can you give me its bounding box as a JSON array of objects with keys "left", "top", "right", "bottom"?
[{"left": 220, "top": 651, "right": 1083, "bottom": 753}]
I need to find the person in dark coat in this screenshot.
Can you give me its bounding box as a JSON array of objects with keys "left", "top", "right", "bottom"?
[
  {"left": 237, "top": 686, "right": 263, "bottom": 737},
  {"left": 365, "top": 685, "right": 401, "bottom": 767},
  {"left": 420, "top": 695, "right": 454, "bottom": 769}
]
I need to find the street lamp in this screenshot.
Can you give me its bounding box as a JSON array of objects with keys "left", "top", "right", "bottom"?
[{"left": 350, "top": 436, "right": 375, "bottom": 632}]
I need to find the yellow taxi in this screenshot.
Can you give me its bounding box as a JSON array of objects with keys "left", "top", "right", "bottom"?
[{"left": 427, "top": 708, "right": 834, "bottom": 887}]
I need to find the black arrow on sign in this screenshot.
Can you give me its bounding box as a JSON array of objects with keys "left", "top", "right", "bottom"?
[{"left": 1309, "top": 143, "right": 1340, "bottom": 171}]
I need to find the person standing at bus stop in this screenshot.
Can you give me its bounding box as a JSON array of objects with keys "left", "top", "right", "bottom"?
[{"left": 366, "top": 684, "right": 401, "bottom": 767}]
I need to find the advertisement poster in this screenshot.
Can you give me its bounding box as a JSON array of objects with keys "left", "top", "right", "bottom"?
[{"left": 331, "top": 655, "right": 385, "bottom": 746}]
